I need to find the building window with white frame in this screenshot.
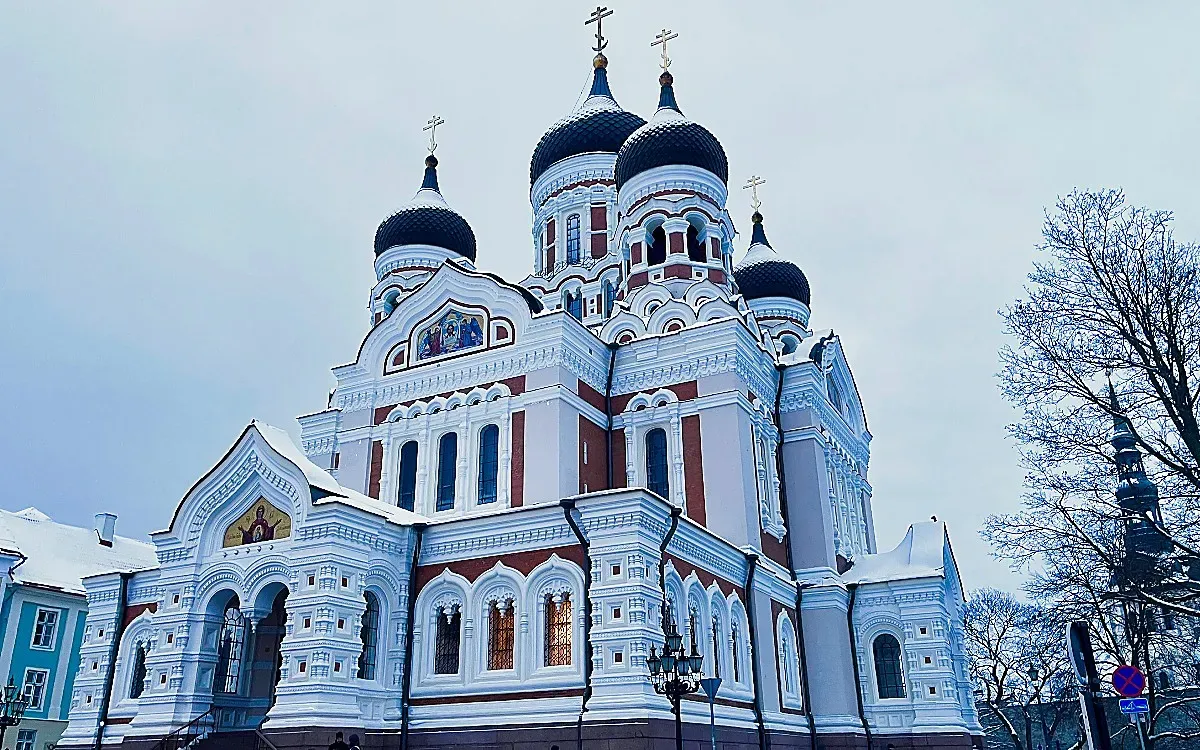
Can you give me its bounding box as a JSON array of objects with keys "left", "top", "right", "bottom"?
[
  {"left": 436, "top": 432, "right": 458, "bottom": 512},
  {"left": 31, "top": 607, "right": 59, "bottom": 649},
  {"left": 22, "top": 668, "right": 49, "bottom": 710},
  {"left": 397, "top": 440, "right": 418, "bottom": 511},
  {"left": 731, "top": 621, "right": 742, "bottom": 683},
  {"left": 566, "top": 213, "right": 581, "bottom": 264},
  {"left": 711, "top": 617, "right": 722, "bottom": 679},
  {"left": 434, "top": 606, "right": 461, "bottom": 675},
  {"left": 358, "top": 591, "right": 381, "bottom": 680},
  {"left": 129, "top": 642, "right": 148, "bottom": 698},
  {"left": 15, "top": 728, "right": 36, "bottom": 750},
  {"left": 873, "top": 633, "right": 906, "bottom": 699},
  {"left": 544, "top": 592, "right": 573, "bottom": 667},
  {"left": 487, "top": 598, "right": 515, "bottom": 670},
  {"left": 645, "top": 428, "right": 669, "bottom": 499},
  {"left": 477, "top": 424, "right": 499, "bottom": 504}
]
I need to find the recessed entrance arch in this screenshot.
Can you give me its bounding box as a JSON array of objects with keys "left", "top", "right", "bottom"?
[{"left": 206, "top": 584, "right": 289, "bottom": 731}]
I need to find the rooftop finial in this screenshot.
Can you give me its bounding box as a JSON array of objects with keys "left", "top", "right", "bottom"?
[
  {"left": 587, "top": 6, "right": 612, "bottom": 67},
  {"left": 744, "top": 176, "right": 770, "bottom": 246},
  {"left": 423, "top": 114, "right": 444, "bottom": 155},
  {"left": 652, "top": 28, "right": 678, "bottom": 71},
  {"left": 744, "top": 175, "right": 766, "bottom": 214}
]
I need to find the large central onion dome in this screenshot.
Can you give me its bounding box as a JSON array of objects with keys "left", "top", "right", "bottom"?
[
  {"left": 614, "top": 71, "right": 728, "bottom": 190},
  {"left": 733, "top": 213, "right": 811, "bottom": 306},
  {"left": 375, "top": 155, "right": 477, "bottom": 261},
  {"left": 529, "top": 55, "right": 646, "bottom": 185}
]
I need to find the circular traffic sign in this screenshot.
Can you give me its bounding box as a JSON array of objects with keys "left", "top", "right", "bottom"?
[{"left": 1113, "top": 665, "right": 1145, "bottom": 698}]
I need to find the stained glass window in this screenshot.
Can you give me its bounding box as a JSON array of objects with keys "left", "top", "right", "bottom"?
[
  {"left": 488, "top": 600, "right": 515, "bottom": 670},
  {"left": 646, "top": 428, "right": 669, "bottom": 499},
  {"left": 477, "top": 425, "right": 499, "bottom": 504},
  {"left": 873, "top": 634, "right": 905, "bottom": 699},
  {"left": 397, "top": 441, "right": 418, "bottom": 511},
  {"left": 436, "top": 433, "right": 458, "bottom": 511},
  {"left": 545, "top": 593, "right": 573, "bottom": 666},
  {"left": 434, "top": 608, "right": 461, "bottom": 675},
  {"left": 358, "top": 592, "right": 380, "bottom": 680}
]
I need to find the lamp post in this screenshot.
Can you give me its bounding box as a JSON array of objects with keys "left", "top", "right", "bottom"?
[
  {"left": 0, "top": 676, "right": 30, "bottom": 750},
  {"left": 647, "top": 610, "right": 703, "bottom": 750}
]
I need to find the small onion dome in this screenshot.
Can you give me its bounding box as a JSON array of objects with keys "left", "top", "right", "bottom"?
[
  {"left": 733, "top": 213, "right": 811, "bottom": 306},
  {"left": 374, "top": 154, "right": 477, "bottom": 261},
  {"left": 529, "top": 55, "right": 647, "bottom": 185},
  {"left": 614, "top": 71, "right": 728, "bottom": 190}
]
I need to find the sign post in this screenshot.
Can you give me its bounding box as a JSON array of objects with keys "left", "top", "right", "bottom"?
[
  {"left": 1113, "top": 664, "right": 1148, "bottom": 750},
  {"left": 1067, "top": 622, "right": 1112, "bottom": 750}
]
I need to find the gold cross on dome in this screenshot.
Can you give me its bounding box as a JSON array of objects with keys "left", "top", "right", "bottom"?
[
  {"left": 743, "top": 175, "right": 767, "bottom": 212},
  {"left": 423, "top": 115, "right": 444, "bottom": 154},
  {"left": 651, "top": 28, "right": 678, "bottom": 70},
  {"left": 586, "top": 6, "right": 612, "bottom": 53}
]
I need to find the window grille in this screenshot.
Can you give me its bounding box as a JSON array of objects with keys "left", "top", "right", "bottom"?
[
  {"left": 731, "top": 625, "right": 741, "bottom": 683},
  {"left": 129, "top": 644, "right": 148, "bottom": 698},
  {"left": 397, "top": 440, "right": 418, "bottom": 511},
  {"left": 213, "top": 604, "right": 246, "bottom": 695},
  {"left": 645, "top": 428, "right": 669, "bottom": 499},
  {"left": 477, "top": 425, "right": 499, "bottom": 504},
  {"left": 545, "top": 593, "right": 573, "bottom": 666},
  {"left": 15, "top": 729, "right": 36, "bottom": 750},
  {"left": 436, "top": 433, "right": 458, "bottom": 511},
  {"left": 358, "top": 592, "right": 380, "bottom": 680},
  {"left": 488, "top": 600, "right": 515, "bottom": 670},
  {"left": 566, "top": 214, "right": 581, "bottom": 264},
  {"left": 21, "top": 669, "right": 48, "bottom": 710},
  {"left": 711, "top": 619, "right": 722, "bottom": 679},
  {"left": 434, "top": 608, "right": 461, "bottom": 675},
  {"left": 31, "top": 608, "right": 58, "bottom": 648},
  {"left": 872, "top": 634, "right": 905, "bottom": 699}
]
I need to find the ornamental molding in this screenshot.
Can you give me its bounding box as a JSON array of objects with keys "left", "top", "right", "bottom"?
[
  {"left": 421, "top": 523, "right": 575, "bottom": 563},
  {"left": 302, "top": 436, "right": 335, "bottom": 456},
  {"left": 185, "top": 450, "right": 303, "bottom": 550},
  {"left": 610, "top": 348, "right": 775, "bottom": 402}
]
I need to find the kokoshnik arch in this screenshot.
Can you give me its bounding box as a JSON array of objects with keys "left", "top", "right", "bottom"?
[{"left": 58, "top": 18, "right": 982, "bottom": 750}]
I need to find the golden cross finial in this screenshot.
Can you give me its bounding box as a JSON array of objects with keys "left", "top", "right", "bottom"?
[
  {"left": 586, "top": 6, "right": 612, "bottom": 53},
  {"left": 423, "top": 115, "right": 445, "bottom": 154},
  {"left": 651, "top": 28, "right": 678, "bottom": 70},
  {"left": 743, "top": 175, "right": 767, "bottom": 212}
]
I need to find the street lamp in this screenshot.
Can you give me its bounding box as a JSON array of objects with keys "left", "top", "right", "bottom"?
[
  {"left": 648, "top": 609, "right": 703, "bottom": 750},
  {"left": 0, "top": 676, "right": 30, "bottom": 750}
]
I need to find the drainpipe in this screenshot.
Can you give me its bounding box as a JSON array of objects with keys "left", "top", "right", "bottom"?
[
  {"left": 773, "top": 365, "right": 817, "bottom": 750},
  {"left": 744, "top": 553, "right": 768, "bottom": 750},
  {"left": 399, "top": 523, "right": 427, "bottom": 750},
  {"left": 846, "top": 584, "right": 872, "bottom": 750},
  {"left": 656, "top": 507, "right": 682, "bottom": 612},
  {"left": 561, "top": 499, "right": 593, "bottom": 750},
  {"left": 95, "top": 571, "right": 134, "bottom": 750},
  {"left": 604, "top": 342, "right": 618, "bottom": 490}
]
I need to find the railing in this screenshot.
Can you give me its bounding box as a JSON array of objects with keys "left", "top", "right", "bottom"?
[{"left": 150, "top": 708, "right": 219, "bottom": 750}]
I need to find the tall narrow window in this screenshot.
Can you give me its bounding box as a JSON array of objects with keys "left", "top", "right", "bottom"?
[
  {"left": 434, "top": 608, "right": 461, "bottom": 675},
  {"left": 688, "top": 607, "right": 699, "bottom": 653},
  {"left": 645, "top": 428, "right": 669, "bottom": 499},
  {"left": 711, "top": 619, "right": 722, "bottom": 679},
  {"left": 213, "top": 602, "right": 246, "bottom": 695},
  {"left": 565, "top": 290, "right": 583, "bottom": 321},
  {"left": 21, "top": 669, "right": 48, "bottom": 710},
  {"left": 488, "top": 600, "right": 515, "bottom": 670},
  {"left": 477, "top": 425, "right": 499, "bottom": 504},
  {"left": 397, "top": 441, "right": 418, "bottom": 511},
  {"left": 31, "top": 608, "right": 58, "bottom": 649},
  {"left": 648, "top": 226, "right": 667, "bottom": 265},
  {"left": 566, "top": 214, "right": 581, "bottom": 264},
  {"left": 780, "top": 637, "right": 794, "bottom": 693},
  {"left": 129, "top": 643, "right": 148, "bottom": 698},
  {"left": 358, "top": 592, "right": 380, "bottom": 680},
  {"left": 603, "top": 279, "right": 617, "bottom": 316},
  {"left": 686, "top": 225, "right": 705, "bottom": 262},
  {"left": 872, "top": 634, "right": 905, "bottom": 699},
  {"left": 545, "top": 593, "right": 573, "bottom": 666},
  {"left": 436, "top": 433, "right": 458, "bottom": 511},
  {"left": 731, "top": 624, "right": 741, "bottom": 683}
]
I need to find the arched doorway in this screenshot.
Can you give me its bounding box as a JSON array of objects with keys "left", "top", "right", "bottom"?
[
  {"left": 207, "top": 586, "right": 288, "bottom": 731},
  {"left": 245, "top": 586, "right": 288, "bottom": 726}
]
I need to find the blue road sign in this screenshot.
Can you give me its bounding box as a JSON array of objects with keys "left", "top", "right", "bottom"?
[
  {"left": 1119, "top": 698, "right": 1149, "bottom": 715},
  {"left": 1113, "top": 664, "right": 1146, "bottom": 697}
]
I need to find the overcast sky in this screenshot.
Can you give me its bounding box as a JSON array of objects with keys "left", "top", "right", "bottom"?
[{"left": 3, "top": 2, "right": 1199, "bottom": 594}]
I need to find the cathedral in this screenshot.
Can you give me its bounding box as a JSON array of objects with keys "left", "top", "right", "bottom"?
[{"left": 59, "top": 20, "right": 981, "bottom": 750}]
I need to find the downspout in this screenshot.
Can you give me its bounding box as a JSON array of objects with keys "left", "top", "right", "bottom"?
[
  {"left": 744, "top": 553, "right": 768, "bottom": 750},
  {"left": 772, "top": 364, "right": 817, "bottom": 750},
  {"left": 657, "top": 507, "right": 682, "bottom": 617},
  {"left": 561, "top": 499, "right": 593, "bottom": 750},
  {"left": 605, "top": 342, "right": 618, "bottom": 490},
  {"left": 95, "top": 571, "right": 134, "bottom": 750},
  {"left": 399, "top": 523, "right": 427, "bottom": 750},
  {"left": 846, "top": 584, "right": 872, "bottom": 750}
]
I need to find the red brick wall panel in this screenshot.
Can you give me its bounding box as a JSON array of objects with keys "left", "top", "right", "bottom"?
[
  {"left": 682, "top": 414, "right": 707, "bottom": 526},
  {"left": 416, "top": 545, "right": 584, "bottom": 588},
  {"left": 665, "top": 264, "right": 692, "bottom": 280},
  {"left": 368, "top": 440, "right": 384, "bottom": 499},
  {"left": 611, "top": 428, "right": 627, "bottom": 488},
  {"left": 590, "top": 233, "right": 607, "bottom": 259},
  {"left": 631, "top": 243, "right": 643, "bottom": 266},
  {"left": 579, "top": 415, "right": 609, "bottom": 494},
  {"left": 668, "top": 232, "right": 685, "bottom": 255},
  {"left": 590, "top": 205, "right": 607, "bottom": 230},
  {"left": 510, "top": 410, "right": 525, "bottom": 507}
]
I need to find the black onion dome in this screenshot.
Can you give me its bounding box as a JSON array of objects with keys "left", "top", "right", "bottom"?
[
  {"left": 374, "top": 155, "right": 477, "bottom": 261},
  {"left": 614, "top": 71, "right": 728, "bottom": 190},
  {"left": 530, "top": 59, "right": 647, "bottom": 185},
  {"left": 733, "top": 213, "right": 811, "bottom": 306}
]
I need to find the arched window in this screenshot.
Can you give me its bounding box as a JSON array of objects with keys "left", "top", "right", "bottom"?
[
  {"left": 488, "top": 599, "right": 515, "bottom": 670},
  {"left": 545, "top": 592, "right": 573, "bottom": 666},
  {"left": 688, "top": 606, "right": 700, "bottom": 653},
  {"left": 565, "top": 290, "right": 583, "bottom": 321},
  {"left": 477, "top": 425, "right": 499, "bottom": 504},
  {"left": 129, "top": 643, "right": 147, "bottom": 699},
  {"left": 780, "top": 335, "right": 799, "bottom": 355},
  {"left": 1158, "top": 671, "right": 1171, "bottom": 690},
  {"left": 711, "top": 618, "right": 722, "bottom": 679},
  {"left": 780, "top": 636, "right": 794, "bottom": 694},
  {"left": 731, "top": 622, "right": 742, "bottom": 683},
  {"left": 213, "top": 600, "right": 246, "bottom": 695},
  {"left": 872, "top": 634, "right": 906, "bottom": 699},
  {"left": 434, "top": 607, "right": 461, "bottom": 675},
  {"left": 566, "top": 214, "right": 581, "bottom": 264},
  {"left": 645, "top": 428, "right": 669, "bottom": 499},
  {"left": 603, "top": 279, "right": 617, "bottom": 316},
  {"left": 436, "top": 433, "right": 458, "bottom": 511},
  {"left": 686, "top": 225, "right": 705, "bottom": 263},
  {"left": 397, "top": 441, "right": 418, "bottom": 511},
  {"left": 357, "top": 592, "right": 380, "bottom": 680},
  {"left": 648, "top": 226, "right": 667, "bottom": 266}
]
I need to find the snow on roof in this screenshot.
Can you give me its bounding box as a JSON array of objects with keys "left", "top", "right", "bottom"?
[
  {"left": 842, "top": 520, "right": 951, "bottom": 586},
  {"left": 779, "top": 328, "right": 834, "bottom": 366},
  {"left": 0, "top": 508, "right": 157, "bottom": 595}
]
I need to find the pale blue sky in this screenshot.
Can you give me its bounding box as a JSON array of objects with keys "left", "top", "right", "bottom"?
[{"left": 2, "top": 2, "right": 1198, "bottom": 593}]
